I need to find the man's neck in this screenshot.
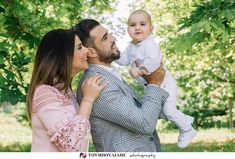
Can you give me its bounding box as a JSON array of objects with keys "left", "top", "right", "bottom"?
[
  {"left": 99, "top": 62, "right": 111, "bottom": 67},
  {"left": 90, "top": 61, "right": 112, "bottom": 67}
]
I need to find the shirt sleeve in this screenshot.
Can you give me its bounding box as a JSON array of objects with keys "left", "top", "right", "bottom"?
[
  {"left": 115, "top": 45, "right": 131, "bottom": 66},
  {"left": 91, "top": 84, "right": 169, "bottom": 135},
  {"left": 142, "top": 38, "right": 163, "bottom": 72},
  {"left": 32, "top": 85, "right": 90, "bottom": 152}
]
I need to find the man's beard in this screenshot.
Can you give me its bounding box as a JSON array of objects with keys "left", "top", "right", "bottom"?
[{"left": 97, "top": 49, "right": 120, "bottom": 64}]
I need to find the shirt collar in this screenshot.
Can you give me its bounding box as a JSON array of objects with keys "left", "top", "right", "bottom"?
[{"left": 94, "top": 64, "right": 123, "bottom": 81}]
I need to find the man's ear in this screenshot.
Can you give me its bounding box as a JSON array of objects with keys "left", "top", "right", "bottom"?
[{"left": 88, "top": 48, "right": 98, "bottom": 57}]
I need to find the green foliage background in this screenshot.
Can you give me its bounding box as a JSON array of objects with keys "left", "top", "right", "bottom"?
[
  {"left": 130, "top": 0, "right": 235, "bottom": 128},
  {"left": 0, "top": 0, "right": 113, "bottom": 104},
  {"left": 0, "top": 0, "right": 235, "bottom": 129}
]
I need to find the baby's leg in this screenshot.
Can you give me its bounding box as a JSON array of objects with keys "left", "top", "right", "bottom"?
[
  {"left": 161, "top": 70, "right": 196, "bottom": 148},
  {"left": 161, "top": 70, "right": 194, "bottom": 131}
]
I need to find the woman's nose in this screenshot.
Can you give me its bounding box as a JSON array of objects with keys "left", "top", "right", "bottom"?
[{"left": 84, "top": 47, "right": 89, "bottom": 56}]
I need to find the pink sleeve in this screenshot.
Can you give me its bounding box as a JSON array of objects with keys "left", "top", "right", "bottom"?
[
  {"left": 33, "top": 85, "right": 91, "bottom": 152},
  {"left": 50, "top": 115, "right": 90, "bottom": 152}
]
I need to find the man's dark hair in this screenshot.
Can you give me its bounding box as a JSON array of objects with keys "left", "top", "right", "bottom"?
[{"left": 74, "top": 19, "right": 100, "bottom": 47}]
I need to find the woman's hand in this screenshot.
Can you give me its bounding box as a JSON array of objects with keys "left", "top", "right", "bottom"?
[
  {"left": 78, "top": 75, "right": 108, "bottom": 119},
  {"left": 81, "top": 74, "right": 108, "bottom": 102}
]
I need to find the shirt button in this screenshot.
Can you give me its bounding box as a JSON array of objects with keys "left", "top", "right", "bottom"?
[{"left": 149, "top": 137, "right": 155, "bottom": 141}]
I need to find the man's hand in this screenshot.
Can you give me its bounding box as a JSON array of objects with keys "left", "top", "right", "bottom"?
[{"left": 142, "top": 62, "right": 165, "bottom": 86}]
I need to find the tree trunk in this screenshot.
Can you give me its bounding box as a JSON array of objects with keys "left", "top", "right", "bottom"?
[{"left": 228, "top": 97, "right": 234, "bottom": 128}]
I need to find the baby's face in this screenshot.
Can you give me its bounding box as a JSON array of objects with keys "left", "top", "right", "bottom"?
[{"left": 127, "top": 13, "right": 152, "bottom": 43}]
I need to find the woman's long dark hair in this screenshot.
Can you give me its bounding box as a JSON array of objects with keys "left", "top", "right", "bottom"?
[{"left": 27, "top": 29, "right": 75, "bottom": 120}]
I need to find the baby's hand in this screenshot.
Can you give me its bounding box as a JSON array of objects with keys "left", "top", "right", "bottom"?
[
  {"left": 139, "top": 66, "right": 151, "bottom": 75},
  {"left": 129, "top": 67, "right": 141, "bottom": 79}
]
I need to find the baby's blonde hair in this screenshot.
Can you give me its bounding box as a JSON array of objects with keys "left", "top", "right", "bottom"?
[{"left": 128, "top": 9, "right": 152, "bottom": 25}]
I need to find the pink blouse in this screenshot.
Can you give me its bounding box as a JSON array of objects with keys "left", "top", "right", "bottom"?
[{"left": 31, "top": 84, "right": 90, "bottom": 152}]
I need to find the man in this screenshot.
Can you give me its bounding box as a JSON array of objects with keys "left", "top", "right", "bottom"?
[{"left": 75, "top": 19, "right": 169, "bottom": 152}]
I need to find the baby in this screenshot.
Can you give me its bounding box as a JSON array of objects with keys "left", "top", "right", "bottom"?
[{"left": 115, "top": 9, "right": 196, "bottom": 148}]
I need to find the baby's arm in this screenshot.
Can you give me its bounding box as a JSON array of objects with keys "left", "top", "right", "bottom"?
[
  {"left": 129, "top": 67, "right": 143, "bottom": 79},
  {"left": 115, "top": 45, "right": 131, "bottom": 66},
  {"left": 142, "top": 38, "right": 163, "bottom": 73},
  {"left": 135, "top": 61, "right": 151, "bottom": 76}
]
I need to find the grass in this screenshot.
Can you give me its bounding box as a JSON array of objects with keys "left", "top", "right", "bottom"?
[
  {"left": 158, "top": 128, "right": 235, "bottom": 152},
  {"left": 162, "top": 141, "right": 235, "bottom": 152},
  {"left": 88, "top": 128, "right": 235, "bottom": 152},
  {"left": 0, "top": 113, "right": 235, "bottom": 152},
  {"left": 89, "top": 142, "right": 235, "bottom": 152},
  {"left": 0, "top": 114, "right": 31, "bottom": 152},
  {"left": 88, "top": 135, "right": 235, "bottom": 152}
]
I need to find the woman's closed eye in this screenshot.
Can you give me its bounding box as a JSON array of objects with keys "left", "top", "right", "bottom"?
[{"left": 76, "top": 44, "right": 82, "bottom": 50}]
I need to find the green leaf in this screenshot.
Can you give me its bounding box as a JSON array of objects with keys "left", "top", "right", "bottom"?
[
  {"left": 193, "top": 20, "right": 211, "bottom": 33},
  {"left": 0, "top": 0, "right": 113, "bottom": 106},
  {"left": 0, "top": 3, "right": 5, "bottom": 13},
  {"left": 219, "top": 9, "right": 234, "bottom": 20},
  {"left": 213, "top": 19, "right": 225, "bottom": 31},
  {"left": 0, "top": 74, "right": 7, "bottom": 87},
  {"left": 174, "top": 34, "right": 192, "bottom": 53},
  {"left": 231, "top": 61, "right": 235, "bottom": 76},
  {"left": 5, "top": 69, "right": 16, "bottom": 81},
  {"left": 221, "top": 30, "right": 229, "bottom": 41}
]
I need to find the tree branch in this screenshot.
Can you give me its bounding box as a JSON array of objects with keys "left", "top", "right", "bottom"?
[{"left": 211, "top": 71, "right": 235, "bottom": 84}]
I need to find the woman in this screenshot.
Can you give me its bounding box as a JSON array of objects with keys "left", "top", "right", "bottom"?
[{"left": 27, "top": 29, "right": 108, "bottom": 152}]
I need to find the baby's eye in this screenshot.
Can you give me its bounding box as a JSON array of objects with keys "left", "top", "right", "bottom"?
[
  {"left": 129, "top": 24, "right": 136, "bottom": 27},
  {"left": 141, "top": 23, "right": 146, "bottom": 26}
]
